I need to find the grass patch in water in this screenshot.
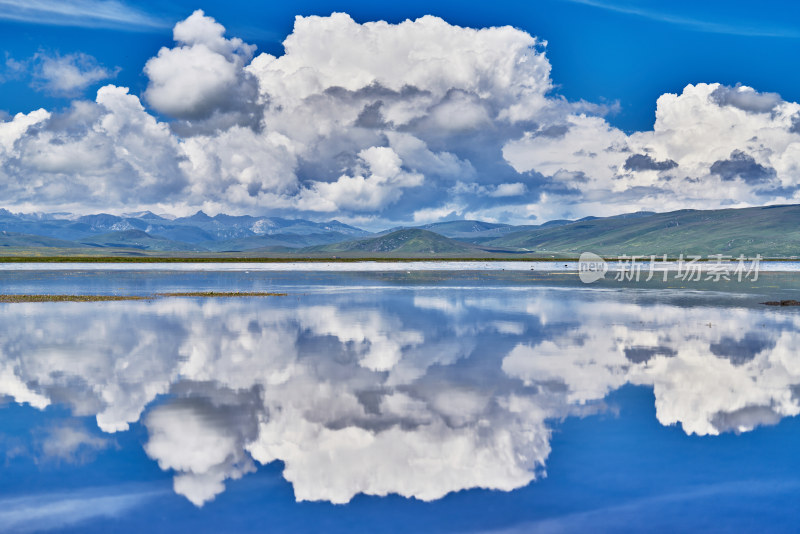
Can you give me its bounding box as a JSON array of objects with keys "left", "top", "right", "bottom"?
[
  {"left": 0, "top": 294, "right": 150, "bottom": 303},
  {"left": 0, "top": 292, "right": 286, "bottom": 303}
]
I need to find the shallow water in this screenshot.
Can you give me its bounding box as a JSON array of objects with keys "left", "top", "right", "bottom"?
[
  {"left": 1, "top": 259, "right": 800, "bottom": 271},
  {"left": 1, "top": 269, "right": 800, "bottom": 532}
]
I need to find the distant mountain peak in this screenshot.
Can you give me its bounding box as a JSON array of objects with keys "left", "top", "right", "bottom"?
[
  {"left": 185, "top": 210, "right": 213, "bottom": 221},
  {"left": 122, "top": 210, "right": 165, "bottom": 220}
]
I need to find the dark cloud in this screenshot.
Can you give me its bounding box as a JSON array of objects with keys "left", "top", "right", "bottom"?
[
  {"left": 753, "top": 184, "right": 800, "bottom": 197},
  {"left": 355, "top": 389, "right": 386, "bottom": 416},
  {"left": 40, "top": 101, "right": 104, "bottom": 136},
  {"left": 624, "top": 345, "right": 677, "bottom": 364},
  {"left": 167, "top": 74, "right": 263, "bottom": 136},
  {"left": 709, "top": 332, "right": 776, "bottom": 365},
  {"left": 623, "top": 154, "right": 678, "bottom": 172},
  {"left": 355, "top": 101, "right": 389, "bottom": 129},
  {"left": 709, "top": 150, "right": 776, "bottom": 183},
  {"left": 534, "top": 124, "right": 570, "bottom": 139},
  {"left": 158, "top": 386, "right": 263, "bottom": 440},
  {"left": 711, "top": 405, "right": 782, "bottom": 434},
  {"left": 541, "top": 181, "right": 585, "bottom": 197},
  {"left": 790, "top": 114, "right": 800, "bottom": 134},
  {"left": 709, "top": 84, "right": 783, "bottom": 114},
  {"left": 324, "top": 82, "right": 432, "bottom": 101}
]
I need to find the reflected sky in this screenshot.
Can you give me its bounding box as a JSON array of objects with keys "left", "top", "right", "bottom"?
[{"left": 2, "top": 271, "right": 800, "bottom": 532}]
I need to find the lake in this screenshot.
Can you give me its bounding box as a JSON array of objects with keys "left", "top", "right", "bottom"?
[{"left": 1, "top": 266, "right": 800, "bottom": 533}]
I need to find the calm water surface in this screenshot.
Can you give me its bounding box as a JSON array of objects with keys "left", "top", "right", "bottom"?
[{"left": 1, "top": 269, "right": 800, "bottom": 533}]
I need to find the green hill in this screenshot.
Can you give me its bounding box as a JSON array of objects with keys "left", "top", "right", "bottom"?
[
  {"left": 416, "top": 220, "right": 517, "bottom": 239},
  {"left": 301, "top": 229, "right": 489, "bottom": 256},
  {"left": 205, "top": 232, "right": 357, "bottom": 252},
  {"left": 417, "top": 219, "right": 572, "bottom": 240},
  {"left": 484, "top": 205, "right": 800, "bottom": 257},
  {"left": 0, "top": 231, "right": 80, "bottom": 249},
  {"left": 79, "top": 230, "right": 204, "bottom": 252}
]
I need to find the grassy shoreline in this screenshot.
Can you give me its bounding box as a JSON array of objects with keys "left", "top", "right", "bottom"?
[
  {"left": 0, "top": 255, "right": 794, "bottom": 263},
  {"left": 0, "top": 255, "right": 570, "bottom": 262}
]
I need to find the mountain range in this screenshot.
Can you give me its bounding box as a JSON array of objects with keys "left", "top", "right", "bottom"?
[
  {"left": 0, "top": 209, "right": 368, "bottom": 253},
  {"left": 0, "top": 204, "right": 798, "bottom": 258}
]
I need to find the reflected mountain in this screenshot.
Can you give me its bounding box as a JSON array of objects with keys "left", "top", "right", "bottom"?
[{"left": 1, "top": 285, "right": 799, "bottom": 506}]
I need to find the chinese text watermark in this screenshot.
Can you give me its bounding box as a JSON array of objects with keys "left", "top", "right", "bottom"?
[{"left": 578, "top": 253, "right": 762, "bottom": 284}]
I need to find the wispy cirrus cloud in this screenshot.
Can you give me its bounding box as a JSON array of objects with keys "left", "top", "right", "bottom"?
[
  {"left": 37, "top": 422, "right": 115, "bottom": 464},
  {"left": 0, "top": 486, "right": 166, "bottom": 533},
  {"left": 0, "top": 0, "right": 168, "bottom": 31},
  {"left": 563, "top": 0, "right": 800, "bottom": 38},
  {"left": 32, "top": 52, "right": 120, "bottom": 96},
  {"left": 2, "top": 51, "right": 119, "bottom": 96},
  {"left": 478, "top": 480, "right": 800, "bottom": 533}
]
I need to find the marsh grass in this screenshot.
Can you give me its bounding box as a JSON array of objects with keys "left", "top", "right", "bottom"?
[
  {"left": 0, "top": 256, "right": 561, "bottom": 262},
  {"left": 763, "top": 300, "right": 800, "bottom": 306},
  {"left": 0, "top": 292, "right": 286, "bottom": 303},
  {"left": 0, "top": 295, "right": 151, "bottom": 303}
]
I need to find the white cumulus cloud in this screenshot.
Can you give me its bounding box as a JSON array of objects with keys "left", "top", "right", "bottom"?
[{"left": 2, "top": 11, "right": 800, "bottom": 226}]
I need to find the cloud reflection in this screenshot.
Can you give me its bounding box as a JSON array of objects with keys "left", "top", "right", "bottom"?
[{"left": 0, "top": 288, "right": 799, "bottom": 505}]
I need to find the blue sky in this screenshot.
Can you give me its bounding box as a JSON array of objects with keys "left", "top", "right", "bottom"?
[
  {"left": 4, "top": 0, "right": 800, "bottom": 131},
  {"left": 5, "top": 388, "right": 800, "bottom": 533},
  {"left": 2, "top": 0, "right": 800, "bottom": 226}
]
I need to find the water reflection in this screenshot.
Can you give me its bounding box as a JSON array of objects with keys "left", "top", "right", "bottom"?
[{"left": 1, "top": 286, "right": 799, "bottom": 506}]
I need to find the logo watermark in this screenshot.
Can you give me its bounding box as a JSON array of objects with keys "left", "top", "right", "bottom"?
[
  {"left": 578, "top": 252, "right": 608, "bottom": 283},
  {"left": 578, "top": 253, "right": 762, "bottom": 284}
]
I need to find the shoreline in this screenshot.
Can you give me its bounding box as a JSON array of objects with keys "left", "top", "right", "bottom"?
[
  {"left": 0, "top": 259, "right": 799, "bottom": 273},
  {"left": 0, "top": 255, "right": 798, "bottom": 263}
]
